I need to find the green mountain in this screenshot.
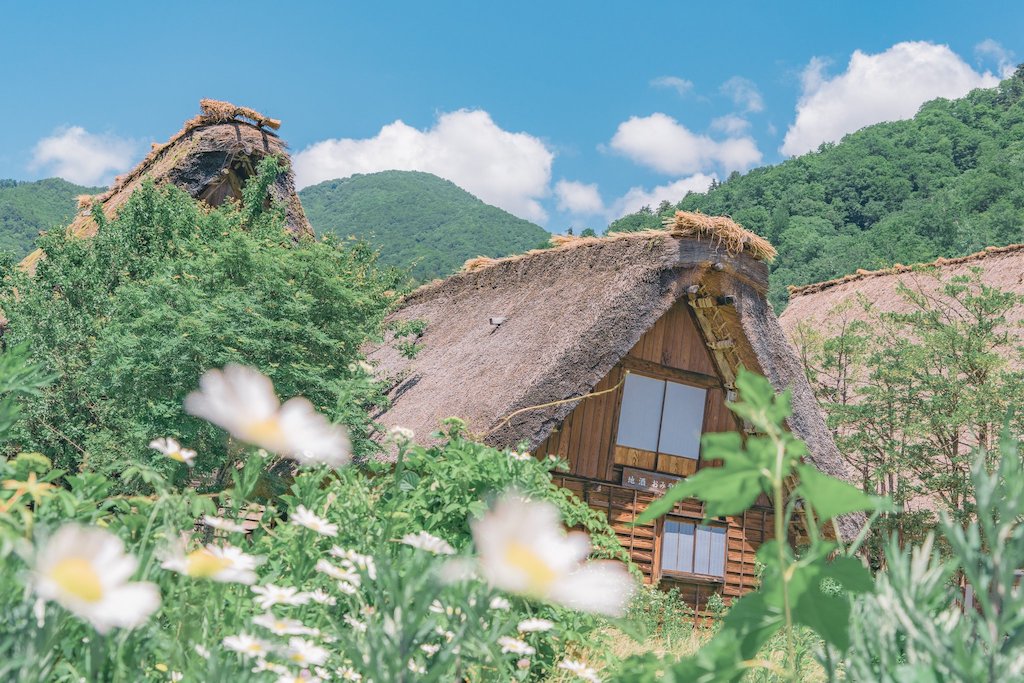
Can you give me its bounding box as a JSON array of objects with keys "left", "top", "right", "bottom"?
[
  {"left": 609, "top": 67, "right": 1024, "bottom": 308},
  {"left": 299, "top": 171, "right": 550, "bottom": 281},
  {"left": 0, "top": 178, "right": 100, "bottom": 258}
]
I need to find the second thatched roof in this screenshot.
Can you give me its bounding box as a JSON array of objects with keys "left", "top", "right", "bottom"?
[{"left": 22, "top": 99, "right": 312, "bottom": 272}]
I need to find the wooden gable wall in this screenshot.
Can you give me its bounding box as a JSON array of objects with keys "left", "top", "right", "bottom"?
[{"left": 534, "top": 298, "right": 773, "bottom": 611}]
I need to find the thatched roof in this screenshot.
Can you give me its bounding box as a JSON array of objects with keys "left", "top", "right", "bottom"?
[
  {"left": 780, "top": 243, "right": 1024, "bottom": 343},
  {"left": 368, "top": 213, "right": 859, "bottom": 536},
  {"left": 22, "top": 99, "right": 312, "bottom": 272}
]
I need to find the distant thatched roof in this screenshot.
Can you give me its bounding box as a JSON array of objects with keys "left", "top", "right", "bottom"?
[
  {"left": 22, "top": 99, "right": 312, "bottom": 272},
  {"left": 781, "top": 243, "right": 1024, "bottom": 343},
  {"left": 368, "top": 213, "right": 858, "bottom": 536}
]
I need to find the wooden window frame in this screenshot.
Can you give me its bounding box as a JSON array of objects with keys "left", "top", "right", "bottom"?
[
  {"left": 655, "top": 516, "right": 728, "bottom": 584},
  {"left": 614, "top": 368, "right": 711, "bottom": 470}
]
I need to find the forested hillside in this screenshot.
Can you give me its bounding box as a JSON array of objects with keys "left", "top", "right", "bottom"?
[
  {"left": 0, "top": 178, "right": 98, "bottom": 257},
  {"left": 300, "top": 170, "right": 551, "bottom": 281},
  {"left": 609, "top": 67, "right": 1024, "bottom": 308}
]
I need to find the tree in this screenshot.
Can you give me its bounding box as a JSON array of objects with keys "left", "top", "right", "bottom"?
[
  {"left": 794, "top": 270, "right": 1024, "bottom": 553},
  {"left": 0, "top": 158, "right": 402, "bottom": 489}
]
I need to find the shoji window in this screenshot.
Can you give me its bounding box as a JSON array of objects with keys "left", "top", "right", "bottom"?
[
  {"left": 661, "top": 520, "right": 727, "bottom": 578},
  {"left": 616, "top": 373, "right": 707, "bottom": 461}
]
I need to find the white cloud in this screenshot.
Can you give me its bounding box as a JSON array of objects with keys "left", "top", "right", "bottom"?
[
  {"left": 608, "top": 174, "right": 716, "bottom": 221},
  {"left": 555, "top": 180, "right": 604, "bottom": 215},
  {"left": 293, "top": 109, "right": 554, "bottom": 222},
  {"left": 781, "top": 41, "right": 1001, "bottom": 156},
  {"left": 720, "top": 77, "right": 764, "bottom": 113},
  {"left": 608, "top": 113, "right": 762, "bottom": 175},
  {"left": 975, "top": 39, "right": 1016, "bottom": 77},
  {"left": 651, "top": 76, "right": 694, "bottom": 96},
  {"left": 29, "top": 126, "right": 138, "bottom": 186},
  {"left": 710, "top": 114, "right": 751, "bottom": 136}
]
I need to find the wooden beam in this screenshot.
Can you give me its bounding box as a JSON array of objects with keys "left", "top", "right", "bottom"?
[
  {"left": 619, "top": 356, "right": 723, "bottom": 389},
  {"left": 675, "top": 241, "right": 769, "bottom": 294}
]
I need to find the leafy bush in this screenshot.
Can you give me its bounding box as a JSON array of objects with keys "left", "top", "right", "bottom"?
[
  {"left": 0, "top": 352, "right": 635, "bottom": 682},
  {"left": 0, "top": 158, "right": 402, "bottom": 489}
]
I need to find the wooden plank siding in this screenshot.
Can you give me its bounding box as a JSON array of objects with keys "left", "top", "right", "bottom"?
[{"left": 535, "top": 299, "right": 771, "bottom": 611}]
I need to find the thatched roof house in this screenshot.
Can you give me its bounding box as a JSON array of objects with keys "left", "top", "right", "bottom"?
[
  {"left": 22, "top": 99, "right": 312, "bottom": 272},
  {"left": 780, "top": 244, "right": 1024, "bottom": 346},
  {"left": 370, "top": 212, "right": 848, "bottom": 480},
  {"left": 369, "top": 212, "right": 859, "bottom": 602}
]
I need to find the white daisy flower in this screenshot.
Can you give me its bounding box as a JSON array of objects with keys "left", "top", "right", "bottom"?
[
  {"left": 400, "top": 530, "right": 455, "bottom": 555},
  {"left": 337, "top": 580, "right": 359, "bottom": 595},
  {"left": 507, "top": 450, "right": 532, "bottom": 462},
  {"left": 471, "top": 493, "right": 636, "bottom": 617},
  {"left": 223, "top": 633, "right": 272, "bottom": 658},
  {"left": 408, "top": 660, "right": 426, "bottom": 675},
  {"left": 253, "top": 613, "right": 318, "bottom": 636},
  {"left": 149, "top": 437, "right": 197, "bottom": 467},
  {"left": 435, "top": 626, "right": 455, "bottom": 642},
  {"left": 33, "top": 524, "right": 160, "bottom": 634},
  {"left": 194, "top": 644, "right": 211, "bottom": 659},
  {"left": 517, "top": 617, "right": 555, "bottom": 632},
  {"left": 282, "top": 636, "right": 329, "bottom": 667},
  {"left": 252, "top": 584, "right": 310, "bottom": 609},
  {"left": 302, "top": 588, "right": 337, "bottom": 606},
  {"left": 343, "top": 615, "right": 367, "bottom": 633},
  {"left": 336, "top": 666, "right": 362, "bottom": 680},
  {"left": 291, "top": 505, "right": 338, "bottom": 537},
  {"left": 315, "top": 559, "right": 361, "bottom": 585},
  {"left": 170, "top": 672, "right": 183, "bottom": 681},
  {"left": 276, "top": 672, "right": 321, "bottom": 683},
  {"left": 386, "top": 426, "right": 415, "bottom": 446},
  {"left": 498, "top": 636, "right": 535, "bottom": 656},
  {"left": 420, "top": 643, "right": 440, "bottom": 656},
  {"left": 558, "top": 659, "right": 602, "bottom": 682},
  {"left": 185, "top": 364, "right": 351, "bottom": 467},
  {"left": 161, "top": 542, "right": 261, "bottom": 584},
  {"left": 328, "top": 547, "right": 377, "bottom": 580},
  {"left": 252, "top": 659, "right": 288, "bottom": 674},
  {"left": 202, "top": 515, "right": 247, "bottom": 534},
  {"left": 489, "top": 596, "right": 511, "bottom": 610}
]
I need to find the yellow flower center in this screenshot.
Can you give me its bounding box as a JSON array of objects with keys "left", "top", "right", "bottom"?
[
  {"left": 246, "top": 642, "right": 265, "bottom": 653},
  {"left": 167, "top": 450, "right": 186, "bottom": 462},
  {"left": 503, "top": 541, "right": 557, "bottom": 593},
  {"left": 49, "top": 557, "right": 104, "bottom": 602},
  {"left": 241, "top": 416, "right": 286, "bottom": 449},
  {"left": 185, "top": 549, "right": 232, "bottom": 577}
]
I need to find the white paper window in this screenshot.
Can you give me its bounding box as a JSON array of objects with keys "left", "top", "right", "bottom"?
[
  {"left": 661, "top": 520, "right": 726, "bottom": 578},
  {"left": 616, "top": 374, "right": 707, "bottom": 460},
  {"left": 615, "top": 373, "right": 665, "bottom": 452},
  {"left": 659, "top": 381, "right": 707, "bottom": 459}
]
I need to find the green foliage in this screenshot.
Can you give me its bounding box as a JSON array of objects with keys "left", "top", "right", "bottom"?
[
  {"left": 0, "top": 178, "right": 100, "bottom": 258},
  {"left": 846, "top": 430, "right": 1024, "bottom": 682},
  {"left": 0, "top": 158, "right": 402, "bottom": 489},
  {"left": 626, "top": 369, "right": 884, "bottom": 682},
  {"left": 798, "top": 272, "right": 1024, "bottom": 557},
  {"left": 608, "top": 67, "right": 1024, "bottom": 308},
  {"left": 299, "top": 170, "right": 550, "bottom": 282},
  {"left": 0, "top": 371, "right": 626, "bottom": 681}
]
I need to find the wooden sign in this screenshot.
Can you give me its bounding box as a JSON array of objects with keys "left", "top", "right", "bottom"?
[{"left": 621, "top": 467, "right": 681, "bottom": 496}]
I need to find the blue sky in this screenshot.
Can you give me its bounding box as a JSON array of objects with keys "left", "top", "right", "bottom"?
[{"left": 3, "top": 1, "right": 1022, "bottom": 230}]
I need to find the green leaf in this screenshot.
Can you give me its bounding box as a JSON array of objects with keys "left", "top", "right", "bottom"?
[
  {"left": 633, "top": 465, "right": 763, "bottom": 525},
  {"left": 796, "top": 464, "right": 891, "bottom": 522},
  {"left": 822, "top": 555, "right": 874, "bottom": 593}
]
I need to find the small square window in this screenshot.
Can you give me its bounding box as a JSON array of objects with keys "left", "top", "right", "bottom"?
[{"left": 661, "top": 519, "right": 726, "bottom": 579}]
